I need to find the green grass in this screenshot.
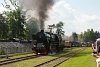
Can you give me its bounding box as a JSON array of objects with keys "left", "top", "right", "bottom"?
[
  {"left": 0, "top": 52, "right": 32, "bottom": 56},
  {"left": 0, "top": 47, "right": 81, "bottom": 67},
  {"left": 57, "top": 47, "right": 96, "bottom": 67},
  {"left": 0, "top": 53, "right": 33, "bottom": 61}
]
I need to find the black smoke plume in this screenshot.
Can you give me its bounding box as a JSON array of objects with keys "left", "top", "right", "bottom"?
[{"left": 19, "top": 0, "right": 55, "bottom": 30}]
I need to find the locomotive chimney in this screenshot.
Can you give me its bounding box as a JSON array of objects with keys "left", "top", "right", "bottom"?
[{"left": 40, "top": 20, "right": 44, "bottom": 30}]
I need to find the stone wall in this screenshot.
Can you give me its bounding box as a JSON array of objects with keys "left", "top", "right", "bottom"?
[{"left": 0, "top": 42, "right": 34, "bottom": 54}]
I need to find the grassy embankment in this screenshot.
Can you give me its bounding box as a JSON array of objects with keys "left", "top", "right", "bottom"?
[{"left": 58, "top": 47, "right": 96, "bottom": 67}]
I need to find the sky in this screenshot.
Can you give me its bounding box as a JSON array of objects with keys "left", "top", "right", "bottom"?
[{"left": 0, "top": 0, "right": 100, "bottom": 36}]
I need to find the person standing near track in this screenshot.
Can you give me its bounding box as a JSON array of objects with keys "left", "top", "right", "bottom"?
[
  {"left": 92, "top": 42, "right": 97, "bottom": 55},
  {"left": 96, "top": 38, "right": 100, "bottom": 67},
  {"left": 92, "top": 38, "right": 100, "bottom": 67}
]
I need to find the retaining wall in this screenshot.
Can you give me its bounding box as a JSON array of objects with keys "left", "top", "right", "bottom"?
[{"left": 0, "top": 42, "right": 34, "bottom": 54}]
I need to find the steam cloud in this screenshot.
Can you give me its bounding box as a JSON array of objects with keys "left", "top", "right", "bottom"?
[{"left": 19, "top": 0, "right": 55, "bottom": 30}]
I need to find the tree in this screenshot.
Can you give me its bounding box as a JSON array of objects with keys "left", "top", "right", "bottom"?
[
  {"left": 78, "top": 29, "right": 100, "bottom": 42},
  {"left": 3, "top": 0, "right": 26, "bottom": 39},
  {"left": 78, "top": 32, "right": 84, "bottom": 42},
  {"left": 0, "top": 14, "right": 9, "bottom": 39},
  {"left": 83, "top": 29, "right": 95, "bottom": 42},
  {"left": 55, "top": 21, "right": 65, "bottom": 35},
  {"left": 95, "top": 31, "right": 100, "bottom": 39},
  {"left": 26, "top": 18, "right": 40, "bottom": 40},
  {"left": 3, "top": 8, "right": 26, "bottom": 39},
  {"left": 72, "top": 32, "right": 78, "bottom": 41}
]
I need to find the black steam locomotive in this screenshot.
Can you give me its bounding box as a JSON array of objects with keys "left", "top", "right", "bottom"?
[{"left": 32, "top": 30, "right": 62, "bottom": 55}]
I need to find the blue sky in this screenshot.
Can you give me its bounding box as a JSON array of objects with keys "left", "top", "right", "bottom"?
[
  {"left": 66, "top": 0, "right": 100, "bottom": 16},
  {"left": 0, "top": 0, "right": 100, "bottom": 36}
]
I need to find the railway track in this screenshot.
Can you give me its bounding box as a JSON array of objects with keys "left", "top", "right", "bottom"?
[
  {"left": 34, "top": 47, "right": 86, "bottom": 67},
  {"left": 0, "top": 47, "right": 86, "bottom": 66},
  {"left": 0, "top": 54, "right": 40, "bottom": 66},
  {"left": 0, "top": 52, "right": 32, "bottom": 59}
]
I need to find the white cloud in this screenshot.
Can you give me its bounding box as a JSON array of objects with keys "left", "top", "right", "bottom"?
[
  {"left": 76, "top": 14, "right": 100, "bottom": 23},
  {"left": 74, "top": 14, "right": 100, "bottom": 34},
  {"left": 45, "top": 0, "right": 100, "bottom": 36},
  {"left": 0, "top": 6, "right": 6, "bottom": 13},
  {"left": 45, "top": 0, "right": 75, "bottom": 23},
  {"left": 45, "top": 0, "right": 76, "bottom": 35}
]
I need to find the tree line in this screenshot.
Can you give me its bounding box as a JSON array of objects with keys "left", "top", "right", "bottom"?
[
  {"left": 69, "top": 29, "right": 100, "bottom": 42},
  {"left": 0, "top": 0, "right": 65, "bottom": 40}
]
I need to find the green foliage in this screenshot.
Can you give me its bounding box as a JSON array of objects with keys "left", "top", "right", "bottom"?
[
  {"left": 72, "top": 32, "right": 78, "bottom": 41},
  {"left": 0, "top": 14, "right": 9, "bottom": 39},
  {"left": 1, "top": 0, "right": 41, "bottom": 40},
  {"left": 3, "top": 8, "right": 26, "bottom": 39},
  {"left": 70, "top": 29, "right": 100, "bottom": 42},
  {"left": 55, "top": 21, "right": 65, "bottom": 35},
  {"left": 26, "top": 18, "right": 40, "bottom": 40},
  {"left": 2, "top": 0, "right": 27, "bottom": 39},
  {"left": 78, "top": 32, "right": 84, "bottom": 42},
  {"left": 78, "top": 29, "right": 100, "bottom": 42}
]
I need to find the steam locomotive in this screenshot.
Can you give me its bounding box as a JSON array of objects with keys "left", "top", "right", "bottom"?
[{"left": 32, "top": 30, "right": 63, "bottom": 55}]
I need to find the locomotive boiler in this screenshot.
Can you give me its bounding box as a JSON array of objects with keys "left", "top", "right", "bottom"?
[{"left": 32, "top": 30, "right": 62, "bottom": 55}]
